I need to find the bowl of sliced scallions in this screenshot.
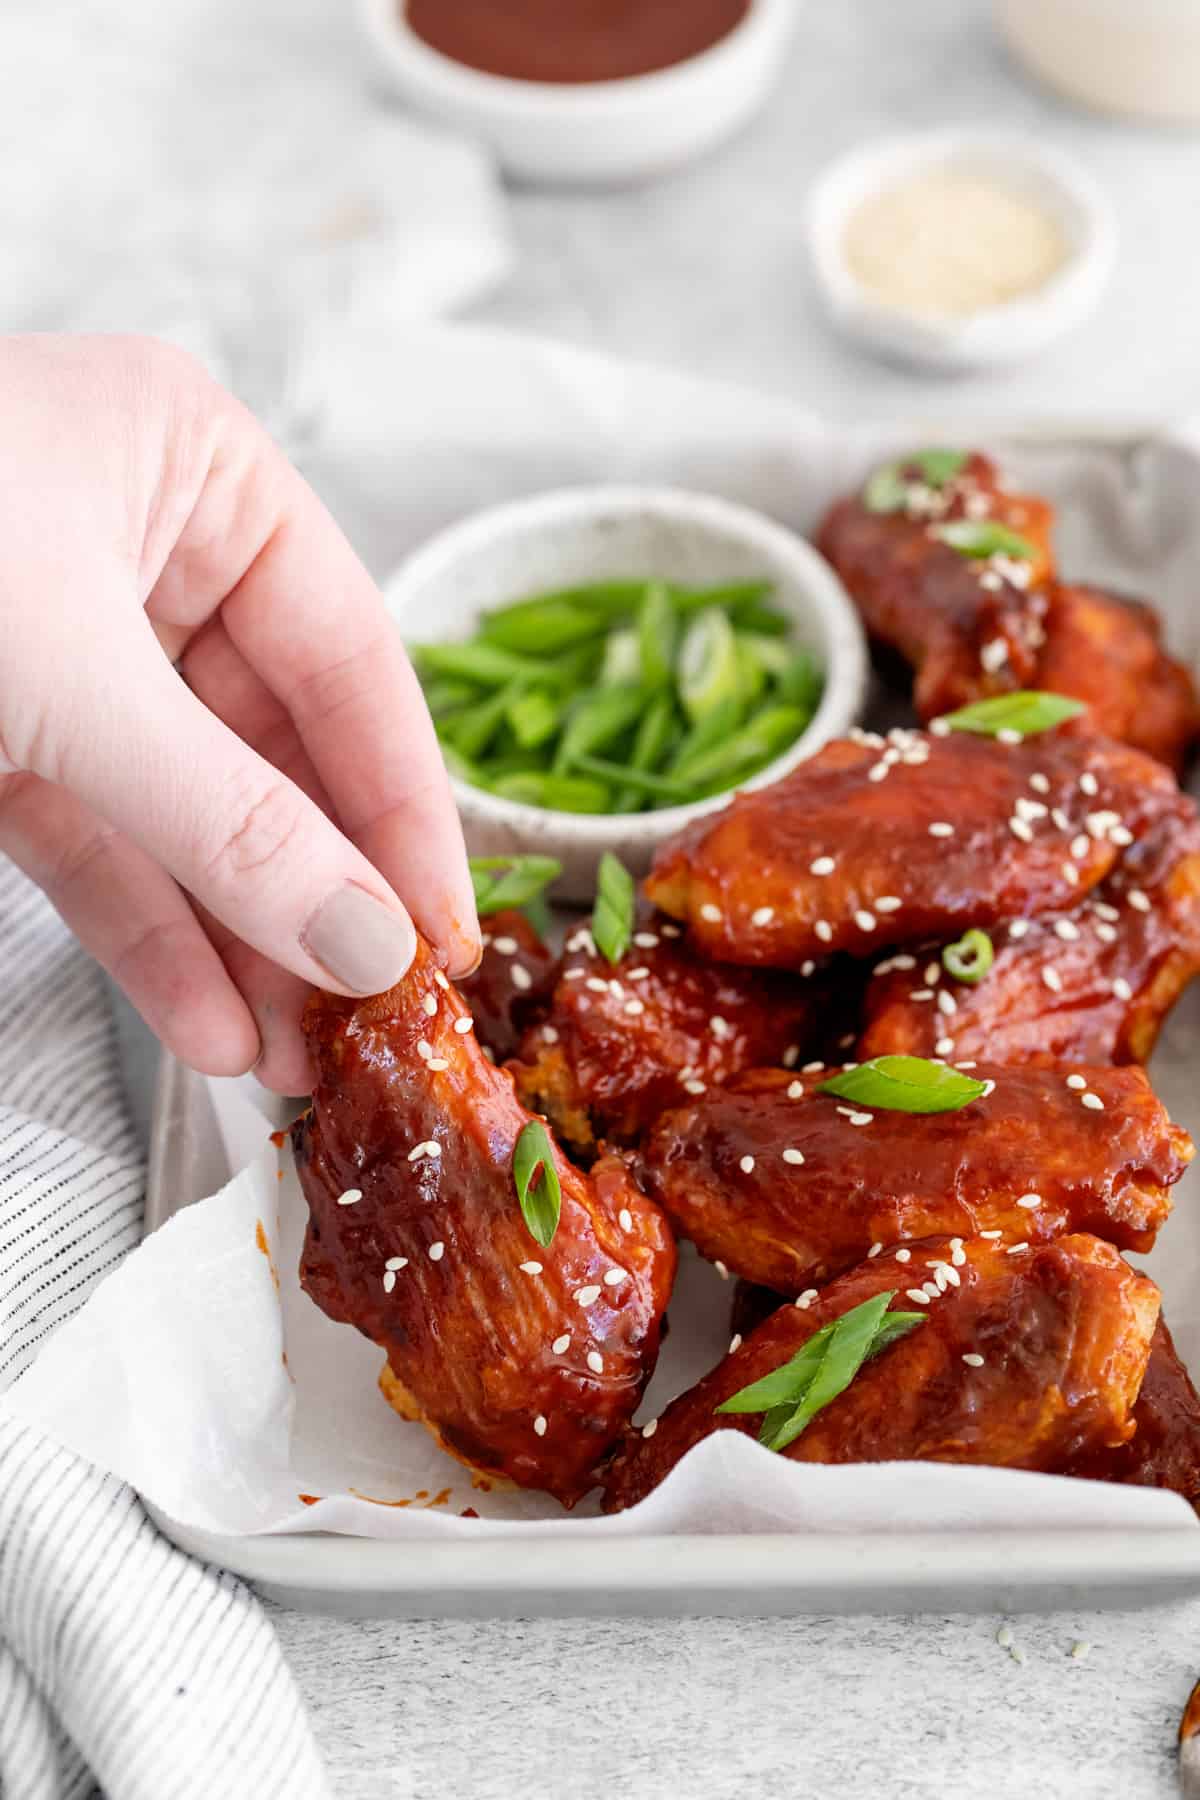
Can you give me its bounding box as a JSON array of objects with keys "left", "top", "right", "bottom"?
[{"left": 386, "top": 486, "right": 868, "bottom": 893}]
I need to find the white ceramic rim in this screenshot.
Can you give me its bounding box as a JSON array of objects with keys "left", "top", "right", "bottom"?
[
  {"left": 359, "top": 0, "right": 792, "bottom": 120},
  {"left": 386, "top": 484, "right": 869, "bottom": 850},
  {"left": 807, "top": 128, "right": 1117, "bottom": 359}
]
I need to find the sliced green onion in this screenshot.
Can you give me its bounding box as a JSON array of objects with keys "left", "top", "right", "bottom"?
[
  {"left": 775, "top": 650, "right": 823, "bottom": 713},
  {"left": 667, "top": 694, "right": 744, "bottom": 778},
  {"left": 636, "top": 580, "right": 678, "bottom": 693},
  {"left": 736, "top": 630, "right": 796, "bottom": 680},
  {"left": 421, "top": 676, "right": 480, "bottom": 717},
  {"left": 512, "top": 1118, "right": 561, "bottom": 1248},
  {"left": 672, "top": 580, "right": 775, "bottom": 618},
  {"left": 942, "top": 929, "right": 995, "bottom": 984},
  {"left": 555, "top": 684, "right": 647, "bottom": 773},
  {"left": 490, "top": 772, "right": 611, "bottom": 814},
  {"left": 816, "top": 1056, "right": 988, "bottom": 1114},
  {"left": 934, "top": 520, "right": 1037, "bottom": 561},
  {"left": 600, "top": 627, "right": 642, "bottom": 686},
  {"left": 469, "top": 855, "right": 562, "bottom": 917},
  {"left": 670, "top": 705, "right": 808, "bottom": 790},
  {"left": 569, "top": 754, "right": 692, "bottom": 800},
  {"left": 506, "top": 689, "right": 562, "bottom": 751},
  {"left": 614, "top": 693, "right": 678, "bottom": 814},
  {"left": 412, "top": 640, "right": 546, "bottom": 689},
  {"left": 592, "top": 851, "right": 635, "bottom": 965},
  {"left": 936, "top": 690, "right": 1086, "bottom": 739},
  {"left": 440, "top": 684, "right": 520, "bottom": 761},
  {"left": 864, "top": 449, "right": 969, "bottom": 514},
  {"left": 677, "top": 606, "right": 742, "bottom": 724}
]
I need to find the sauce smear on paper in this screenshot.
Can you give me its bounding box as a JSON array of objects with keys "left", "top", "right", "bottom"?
[{"left": 405, "top": 0, "right": 751, "bottom": 84}]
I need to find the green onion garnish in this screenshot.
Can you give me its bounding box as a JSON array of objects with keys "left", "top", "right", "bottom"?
[
  {"left": 592, "top": 851, "right": 635, "bottom": 966},
  {"left": 863, "top": 449, "right": 969, "bottom": 514},
  {"left": 933, "top": 520, "right": 1037, "bottom": 561},
  {"left": 935, "top": 690, "right": 1086, "bottom": 739},
  {"left": 816, "top": 1056, "right": 988, "bottom": 1114},
  {"left": 942, "top": 929, "right": 995, "bottom": 985},
  {"left": 716, "top": 1292, "right": 926, "bottom": 1452},
  {"left": 469, "top": 855, "right": 562, "bottom": 918},
  {"left": 512, "top": 1118, "right": 561, "bottom": 1248}
]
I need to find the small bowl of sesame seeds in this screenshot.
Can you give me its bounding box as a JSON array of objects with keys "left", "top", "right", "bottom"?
[{"left": 385, "top": 486, "right": 869, "bottom": 898}]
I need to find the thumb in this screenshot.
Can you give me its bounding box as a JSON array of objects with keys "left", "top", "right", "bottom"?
[{"left": 48, "top": 628, "right": 419, "bottom": 997}]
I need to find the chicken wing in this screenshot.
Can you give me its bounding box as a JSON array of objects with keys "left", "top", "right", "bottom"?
[
  {"left": 602, "top": 1234, "right": 1159, "bottom": 1512},
  {"left": 859, "top": 803, "right": 1200, "bottom": 1067},
  {"left": 457, "top": 908, "right": 558, "bottom": 1062},
  {"left": 637, "top": 1064, "right": 1191, "bottom": 1293},
  {"left": 1067, "top": 1318, "right": 1200, "bottom": 1507},
  {"left": 510, "top": 911, "right": 831, "bottom": 1157},
  {"left": 644, "top": 726, "right": 1183, "bottom": 968},
  {"left": 292, "top": 938, "right": 677, "bottom": 1507}
]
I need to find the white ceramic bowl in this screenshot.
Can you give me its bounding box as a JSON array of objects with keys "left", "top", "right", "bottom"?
[
  {"left": 357, "top": 0, "right": 797, "bottom": 186},
  {"left": 997, "top": 0, "right": 1200, "bottom": 126},
  {"left": 807, "top": 130, "right": 1116, "bottom": 372},
  {"left": 384, "top": 486, "right": 868, "bottom": 898}
]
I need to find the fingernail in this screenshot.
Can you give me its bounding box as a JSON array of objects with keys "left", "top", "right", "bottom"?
[
  {"left": 449, "top": 937, "right": 484, "bottom": 980},
  {"left": 302, "top": 885, "right": 417, "bottom": 995}
]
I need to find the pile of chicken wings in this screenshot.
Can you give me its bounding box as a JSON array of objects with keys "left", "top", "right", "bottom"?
[{"left": 293, "top": 449, "right": 1200, "bottom": 1514}]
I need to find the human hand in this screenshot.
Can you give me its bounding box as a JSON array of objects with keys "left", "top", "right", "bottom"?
[{"left": 0, "top": 335, "right": 480, "bottom": 1094}]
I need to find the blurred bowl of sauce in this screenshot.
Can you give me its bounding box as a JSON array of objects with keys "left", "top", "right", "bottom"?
[{"left": 359, "top": 0, "right": 797, "bottom": 184}]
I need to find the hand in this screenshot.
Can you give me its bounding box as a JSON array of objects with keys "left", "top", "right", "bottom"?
[{"left": 0, "top": 335, "right": 480, "bottom": 1094}]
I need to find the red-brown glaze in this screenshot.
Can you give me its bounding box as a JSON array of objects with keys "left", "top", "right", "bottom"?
[
  {"left": 293, "top": 938, "right": 677, "bottom": 1507},
  {"left": 456, "top": 909, "right": 558, "bottom": 1063},
  {"left": 637, "top": 1064, "right": 1191, "bottom": 1292},
  {"left": 860, "top": 804, "right": 1200, "bottom": 1067},
  {"left": 815, "top": 452, "right": 1055, "bottom": 708},
  {"left": 510, "top": 910, "right": 827, "bottom": 1155},
  {"left": 644, "top": 727, "right": 1181, "bottom": 967},
  {"left": 405, "top": 0, "right": 751, "bottom": 83},
  {"left": 1067, "top": 1317, "right": 1200, "bottom": 1506},
  {"left": 602, "top": 1234, "right": 1160, "bottom": 1512}
]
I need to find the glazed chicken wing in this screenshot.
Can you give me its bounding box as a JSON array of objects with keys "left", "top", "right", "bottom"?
[
  {"left": 292, "top": 939, "right": 676, "bottom": 1507},
  {"left": 510, "top": 911, "right": 831, "bottom": 1157},
  {"left": 1067, "top": 1318, "right": 1200, "bottom": 1507},
  {"left": 859, "top": 802, "right": 1200, "bottom": 1067},
  {"left": 644, "top": 726, "right": 1182, "bottom": 968},
  {"left": 603, "top": 1234, "right": 1160, "bottom": 1512},
  {"left": 637, "top": 1064, "right": 1192, "bottom": 1293},
  {"left": 456, "top": 908, "right": 558, "bottom": 1062}
]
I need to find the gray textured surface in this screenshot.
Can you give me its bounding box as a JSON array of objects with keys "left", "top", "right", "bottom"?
[{"left": 104, "top": 0, "right": 1200, "bottom": 1790}]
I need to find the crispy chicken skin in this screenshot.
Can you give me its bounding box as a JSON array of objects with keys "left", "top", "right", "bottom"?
[
  {"left": 1067, "top": 1318, "right": 1200, "bottom": 1506},
  {"left": 637, "top": 1064, "right": 1192, "bottom": 1293},
  {"left": 292, "top": 939, "right": 677, "bottom": 1507},
  {"left": 644, "top": 727, "right": 1181, "bottom": 968},
  {"left": 815, "top": 451, "right": 1055, "bottom": 684},
  {"left": 510, "top": 911, "right": 827, "bottom": 1156},
  {"left": 602, "top": 1234, "right": 1160, "bottom": 1512},
  {"left": 860, "top": 804, "right": 1200, "bottom": 1067},
  {"left": 456, "top": 908, "right": 558, "bottom": 1062}
]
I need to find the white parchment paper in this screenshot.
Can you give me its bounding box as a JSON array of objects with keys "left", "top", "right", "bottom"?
[{"left": 9, "top": 327, "right": 1200, "bottom": 1542}]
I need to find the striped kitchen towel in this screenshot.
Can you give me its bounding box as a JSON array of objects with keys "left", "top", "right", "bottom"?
[{"left": 0, "top": 861, "right": 329, "bottom": 1800}]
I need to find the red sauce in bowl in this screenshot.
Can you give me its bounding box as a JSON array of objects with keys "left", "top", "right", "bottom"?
[{"left": 404, "top": 0, "right": 753, "bottom": 85}]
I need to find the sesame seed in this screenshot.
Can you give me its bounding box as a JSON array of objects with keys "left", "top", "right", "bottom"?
[
  {"left": 802, "top": 1061, "right": 825, "bottom": 1074},
  {"left": 868, "top": 1242, "right": 883, "bottom": 1258},
  {"left": 937, "top": 990, "right": 957, "bottom": 1017},
  {"left": 1094, "top": 922, "right": 1118, "bottom": 944},
  {"left": 1110, "top": 826, "right": 1134, "bottom": 847},
  {"left": 382, "top": 1270, "right": 396, "bottom": 1293},
  {"left": 385, "top": 1255, "right": 408, "bottom": 1271},
  {"left": 534, "top": 1415, "right": 547, "bottom": 1436},
  {"left": 1092, "top": 901, "right": 1120, "bottom": 922},
  {"left": 1008, "top": 816, "right": 1034, "bottom": 843},
  {"left": 417, "top": 1039, "right": 433, "bottom": 1060},
  {"left": 895, "top": 1247, "right": 911, "bottom": 1263},
  {"left": 997, "top": 1626, "right": 1014, "bottom": 1648},
  {"left": 426, "top": 1058, "right": 449, "bottom": 1072},
  {"left": 642, "top": 1418, "right": 659, "bottom": 1439},
  {"left": 1015, "top": 797, "right": 1047, "bottom": 822},
  {"left": 618, "top": 1208, "right": 633, "bottom": 1232},
  {"left": 634, "top": 931, "right": 659, "bottom": 948},
  {"left": 1079, "top": 772, "right": 1099, "bottom": 796},
  {"left": 815, "top": 920, "right": 834, "bottom": 943},
  {"left": 1053, "top": 920, "right": 1080, "bottom": 942},
  {"left": 996, "top": 728, "right": 1023, "bottom": 746},
  {"left": 810, "top": 856, "right": 836, "bottom": 876},
  {"left": 661, "top": 923, "right": 681, "bottom": 937},
  {"left": 1009, "top": 920, "right": 1030, "bottom": 940},
  {"left": 922, "top": 1280, "right": 942, "bottom": 1300},
  {"left": 1030, "top": 773, "right": 1051, "bottom": 794},
  {"left": 337, "top": 1188, "right": 363, "bottom": 1206},
  {"left": 575, "top": 1285, "right": 601, "bottom": 1306},
  {"left": 782, "top": 1044, "right": 801, "bottom": 1067},
  {"left": 795, "top": 1289, "right": 819, "bottom": 1309},
  {"left": 422, "top": 993, "right": 438, "bottom": 1017},
  {"left": 980, "top": 1229, "right": 1003, "bottom": 1239},
  {"left": 454, "top": 1016, "right": 474, "bottom": 1034},
  {"left": 563, "top": 967, "right": 584, "bottom": 980},
  {"left": 710, "top": 1016, "right": 729, "bottom": 1039},
  {"left": 624, "top": 999, "right": 645, "bottom": 1017},
  {"left": 855, "top": 909, "right": 877, "bottom": 932},
  {"left": 739, "top": 1155, "right": 756, "bottom": 1174},
  {"left": 955, "top": 1061, "right": 977, "bottom": 1069},
  {"left": 951, "top": 1245, "right": 967, "bottom": 1267},
  {"left": 1010, "top": 1646, "right": 1027, "bottom": 1666},
  {"left": 587, "top": 1351, "right": 604, "bottom": 1374},
  {"left": 407, "top": 1144, "right": 428, "bottom": 1163},
  {"left": 493, "top": 936, "right": 519, "bottom": 956},
  {"left": 935, "top": 1037, "right": 955, "bottom": 1057},
  {"left": 1017, "top": 1193, "right": 1042, "bottom": 1209},
  {"left": 1070, "top": 834, "right": 1090, "bottom": 861},
  {"left": 586, "top": 977, "right": 608, "bottom": 993},
  {"left": 930, "top": 717, "right": 951, "bottom": 736},
  {"left": 1070, "top": 1641, "right": 1091, "bottom": 1661},
  {"left": 980, "top": 637, "right": 1008, "bottom": 673},
  {"left": 800, "top": 960, "right": 816, "bottom": 978},
  {"left": 552, "top": 1334, "right": 570, "bottom": 1355},
  {"left": 519, "top": 1261, "right": 543, "bottom": 1275},
  {"left": 783, "top": 1147, "right": 805, "bottom": 1165},
  {"left": 700, "top": 903, "right": 723, "bottom": 923},
  {"left": 875, "top": 896, "right": 902, "bottom": 913},
  {"left": 981, "top": 1079, "right": 996, "bottom": 1097},
  {"left": 1006, "top": 1242, "right": 1029, "bottom": 1254},
  {"left": 434, "top": 969, "right": 450, "bottom": 990},
  {"left": 603, "top": 1269, "right": 625, "bottom": 1287},
  {"left": 909, "top": 989, "right": 934, "bottom": 1002},
  {"left": 1081, "top": 1092, "right": 1104, "bottom": 1111},
  {"left": 929, "top": 822, "right": 955, "bottom": 838},
  {"left": 428, "top": 1242, "right": 445, "bottom": 1261},
  {"left": 684, "top": 1080, "right": 707, "bottom": 1095},
  {"left": 1065, "top": 1074, "right": 1087, "bottom": 1090},
  {"left": 906, "top": 1289, "right": 931, "bottom": 1305},
  {"left": 962, "top": 1353, "right": 985, "bottom": 1368},
  {"left": 1062, "top": 863, "right": 1079, "bottom": 886},
  {"left": 848, "top": 1111, "right": 873, "bottom": 1127},
  {"left": 752, "top": 906, "right": 775, "bottom": 926},
  {"left": 924, "top": 962, "right": 941, "bottom": 985},
  {"left": 868, "top": 761, "right": 890, "bottom": 782},
  {"left": 785, "top": 1084, "right": 804, "bottom": 1105},
  {"left": 1128, "top": 889, "right": 1151, "bottom": 913},
  {"left": 1112, "top": 977, "right": 1133, "bottom": 1001},
  {"left": 1042, "top": 967, "right": 1063, "bottom": 994},
  {"left": 542, "top": 1025, "right": 559, "bottom": 1044}
]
